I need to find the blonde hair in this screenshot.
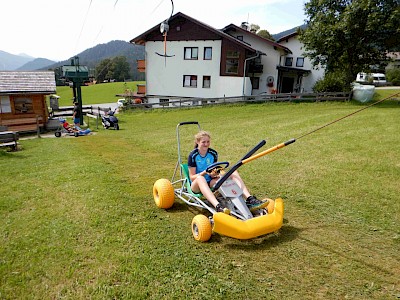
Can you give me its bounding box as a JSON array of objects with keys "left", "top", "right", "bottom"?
[{"left": 194, "top": 131, "right": 211, "bottom": 148}]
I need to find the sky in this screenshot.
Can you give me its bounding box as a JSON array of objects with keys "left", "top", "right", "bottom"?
[{"left": 0, "top": 0, "right": 306, "bottom": 61}]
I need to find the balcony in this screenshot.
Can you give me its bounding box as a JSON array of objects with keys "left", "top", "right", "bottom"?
[
  {"left": 137, "top": 84, "right": 146, "bottom": 94},
  {"left": 248, "top": 64, "right": 263, "bottom": 74},
  {"left": 137, "top": 60, "right": 146, "bottom": 73}
]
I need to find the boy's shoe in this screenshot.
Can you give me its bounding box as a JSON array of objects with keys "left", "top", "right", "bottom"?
[
  {"left": 246, "top": 195, "right": 269, "bottom": 212},
  {"left": 216, "top": 203, "right": 230, "bottom": 215}
]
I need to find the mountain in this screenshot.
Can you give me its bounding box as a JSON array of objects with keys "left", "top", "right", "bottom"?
[
  {"left": 44, "top": 40, "right": 145, "bottom": 80},
  {"left": 0, "top": 50, "right": 34, "bottom": 70},
  {"left": 17, "top": 58, "right": 57, "bottom": 71}
]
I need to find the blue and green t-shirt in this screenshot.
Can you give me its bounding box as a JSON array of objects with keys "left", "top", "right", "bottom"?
[{"left": 188, "top": 148, "right": 218, "bottom": 183}]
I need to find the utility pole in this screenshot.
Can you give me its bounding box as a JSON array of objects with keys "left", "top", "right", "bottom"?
[{"left": 63, "top": 57, "right": 89, "bottom": 126}]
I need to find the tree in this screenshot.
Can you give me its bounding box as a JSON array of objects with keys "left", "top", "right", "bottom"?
[
  {"left": 95, "top": 56, "right": 131, "bottom": 82},
  {"left": 299, "top": 0, "right": 400, "bottom": 85},
  {"left": 112, "top": 56, "right": 131, "bottom": 82},
  {"left": 95, "top": 58, "right": 112, "bottom": 82},
  {"left": 257, "top": 29, "right": 275, "bottom": 41},
  {"left": 249, "top": 24, "right": 275, "bottom": 41}
]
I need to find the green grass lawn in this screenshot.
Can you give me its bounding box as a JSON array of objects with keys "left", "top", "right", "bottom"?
[
  {"left": 54, "top": 81, "right": 145, "bottom": 106},
  {"left": 1, "top": 91, "right": 399, "bottom": 299}
]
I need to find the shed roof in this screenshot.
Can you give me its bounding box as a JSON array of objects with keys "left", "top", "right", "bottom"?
[{"left": 0, "top": 71, "right": 56, "bottom": 95}]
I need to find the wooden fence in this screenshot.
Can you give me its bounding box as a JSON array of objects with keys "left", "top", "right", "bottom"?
[
  {"left": 123, "top": 92, "right": 352, "bottom": 110},
  {"left": 50, "top": 105, "right": 113, "bottom": 129}
]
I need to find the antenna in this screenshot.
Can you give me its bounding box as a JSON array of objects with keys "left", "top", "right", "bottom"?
[{"left": 155, "top": 0, "right": 175, "bottom": 65}]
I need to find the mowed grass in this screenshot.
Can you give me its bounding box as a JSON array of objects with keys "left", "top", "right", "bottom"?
[
  {"left": 55, "top": 81, "right": 145, "bottom": 106},
  {"left": 1, "top": 94, "right": 399, "bottom": 299}
]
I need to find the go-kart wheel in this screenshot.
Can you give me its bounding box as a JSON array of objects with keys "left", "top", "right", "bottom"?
[
  {"left": 74, "top": 132, "right": 79, "bottom": 137},
  {"left": 55, "top": 131, "right": 61, "bottom": 137},
  {"left": 191, "top": 214, "right": 212, "bottom": 242},
  {"left": 153, "top": 179, "right": 175, "bottom": 209},
  {"left": 114, "top": 124, "right": 119, "bottom": 130}
]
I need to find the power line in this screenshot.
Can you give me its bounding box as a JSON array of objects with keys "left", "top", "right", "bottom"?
[
  {"left": 75, "top": 0, "right": 93, "bottom": 55},
  {"left": 296, "top": 92, "right": 400, "bottom": 140}
]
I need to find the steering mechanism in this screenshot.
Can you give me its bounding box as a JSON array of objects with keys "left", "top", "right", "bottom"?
[{"left": 206, "top": 161, "right": 229, "bottom": 175}]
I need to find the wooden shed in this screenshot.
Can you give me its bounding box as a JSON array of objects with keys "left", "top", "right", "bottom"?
[{"left": 0, "top": 71, "right": 56, "bottom": 132}]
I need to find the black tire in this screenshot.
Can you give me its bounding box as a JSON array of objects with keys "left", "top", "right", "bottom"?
[
  {"left": 55, "top": 131, "right": 61, "bottom": 137},
  {"left": 115, "top": 124, "right": 119, "bottom": 130}
]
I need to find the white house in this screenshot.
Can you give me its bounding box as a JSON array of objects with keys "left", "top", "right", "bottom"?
[
  {"left": 130, "top": 12, "right": 325, "bottom": 106},
  {"left": 276, "top": 32, "right": 324, "bottom": 93},
  {"left": 221, "top": 23, "right": 292, "bottom": 95}
]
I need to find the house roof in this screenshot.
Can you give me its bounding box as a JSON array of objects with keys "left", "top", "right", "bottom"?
[
  {"left": 276, "top": 31, "right": 299, "bottom": 43},
  {"left": 221, "top": 24, "right": 292, "bottom": 54},
  {"left": 0, "top": 71, "right": 56, "bottom": 95},
  {"left": 130, "top": 12, "right": 258, "bottom": 53}
]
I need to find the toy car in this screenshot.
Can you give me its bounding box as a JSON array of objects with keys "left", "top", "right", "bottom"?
[
  {"left": 152, "top": 121, "right": 285, "bottom": 242},
  {"left": 55, "top": 119, "right": 91, "bottom": 137}
]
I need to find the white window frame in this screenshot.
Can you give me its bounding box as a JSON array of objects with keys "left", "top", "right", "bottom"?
[
  {"left": 204, "top": 47, "right": 212, "bottom": 60},
  {"left": 202, "top": 76, "right": 211, "bottom": 88},
  {"left": 184, "top": 47, "right": 198, "bottom": 60},
  {"left": 296, "top": 57, "right": 304, "bottom": 67},
  {"left": 183, "top": 75, "right": 198, "bottom": 87},
  {"left": 0, "top": 96, "right": 12, "bottom": 113}
]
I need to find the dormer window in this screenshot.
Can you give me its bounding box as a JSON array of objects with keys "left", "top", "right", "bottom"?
[
  {"left": 296, "top": 57, "right": 304, "bottom": 67},
  {"left": 285, "top": 57, "right": 293, "bottom": 66}
]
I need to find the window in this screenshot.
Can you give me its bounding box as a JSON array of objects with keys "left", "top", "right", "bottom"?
[
  {"left": 250, "top": 77, "right": 260, "bottom": 89},
  {"left": 203, "top": 76, "right": 211, "bottom": 88},
  {"left": 160, "top": 99, "right": 169, "bottom": 107},
  {"left": 204, "top": 47, "right": 212, "bottom": 60},
  {"left": 296, "top": 57, "right": 304, "bottom": 67},
  {"left": 0, "top": 96, "right": 12, "bottom": 113},
  {"left": 285, "top": 57, "right": 293, "bottom": 66},
  {"left": 226, "top": 51, "right": 240, "bottom": 74},
  {"left": 14, "top": 97, "right": 33, "bottom": 114},
  {"left": 183, "top": 75, "right": 197, "bottom": 87},
  {"left": 184, "top": 47, "right": 198, "bottom": 60}
]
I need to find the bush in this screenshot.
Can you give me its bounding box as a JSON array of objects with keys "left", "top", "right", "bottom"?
[
  {"left": 386, "top": 68, "right": 400, "bottom": 86},
  {"left": 313, "top": 71, "right": 351, "bottom": 92}
]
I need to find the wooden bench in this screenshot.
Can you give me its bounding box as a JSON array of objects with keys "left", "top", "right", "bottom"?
[
  {"left": 0, "top": 131, "right": 19, "bottom": 151},
  {"left": 1, "top": 116, "right": 44, "bottom": 133}
]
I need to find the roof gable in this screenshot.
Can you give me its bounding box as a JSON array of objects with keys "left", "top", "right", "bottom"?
[
  {"left": 222, "top": 24, "right": 292, "bottom": 54},
  {"left": 130, "top": 12, "right": 257, "bottom": 53},
  {"left": 276, "top": 31, "right": 299, "bottom": 43},
  {"left": 0, "top": 71, "right": 56, "bottom": 95}
]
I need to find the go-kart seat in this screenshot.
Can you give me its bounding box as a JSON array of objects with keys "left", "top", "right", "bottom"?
[{"left": 181, "top": 163, "right": 203, "bottom": 197}]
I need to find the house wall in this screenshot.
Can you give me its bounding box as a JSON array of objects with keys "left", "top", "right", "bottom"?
[
  {"left": 225, "top": 30, "right": 286, "bottom": 95},
  {"left": 145, "top": 40, "right": 244, "bottom": 100},
  {"left": 279, "top": 36, "right": 325, "bottom": 92}
]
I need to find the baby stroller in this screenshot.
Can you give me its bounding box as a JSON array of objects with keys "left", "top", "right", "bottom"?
[
  {"left": 101, "top": 109, "right": 119, "bottom": 130},
  {"left": 55, "top": 119, "right": 91, "bottom": 137}
]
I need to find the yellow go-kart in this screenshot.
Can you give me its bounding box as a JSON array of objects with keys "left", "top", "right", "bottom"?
[{"left": 153, "top": 121, "right": 293, "bottom": 242}]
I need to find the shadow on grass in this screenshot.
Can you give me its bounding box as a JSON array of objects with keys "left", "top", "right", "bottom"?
[
  {"left": 0, "top": 150, "right": 29, "bottom": 159},
  {"left": 220, "top": 223, "right": 302, "bottom": 249},
  {"left": 166, "top": 201, "right": 192, "bottom": 213},
  {"left": 167, "top": 203, "right": 302, "bottom": 248}
]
